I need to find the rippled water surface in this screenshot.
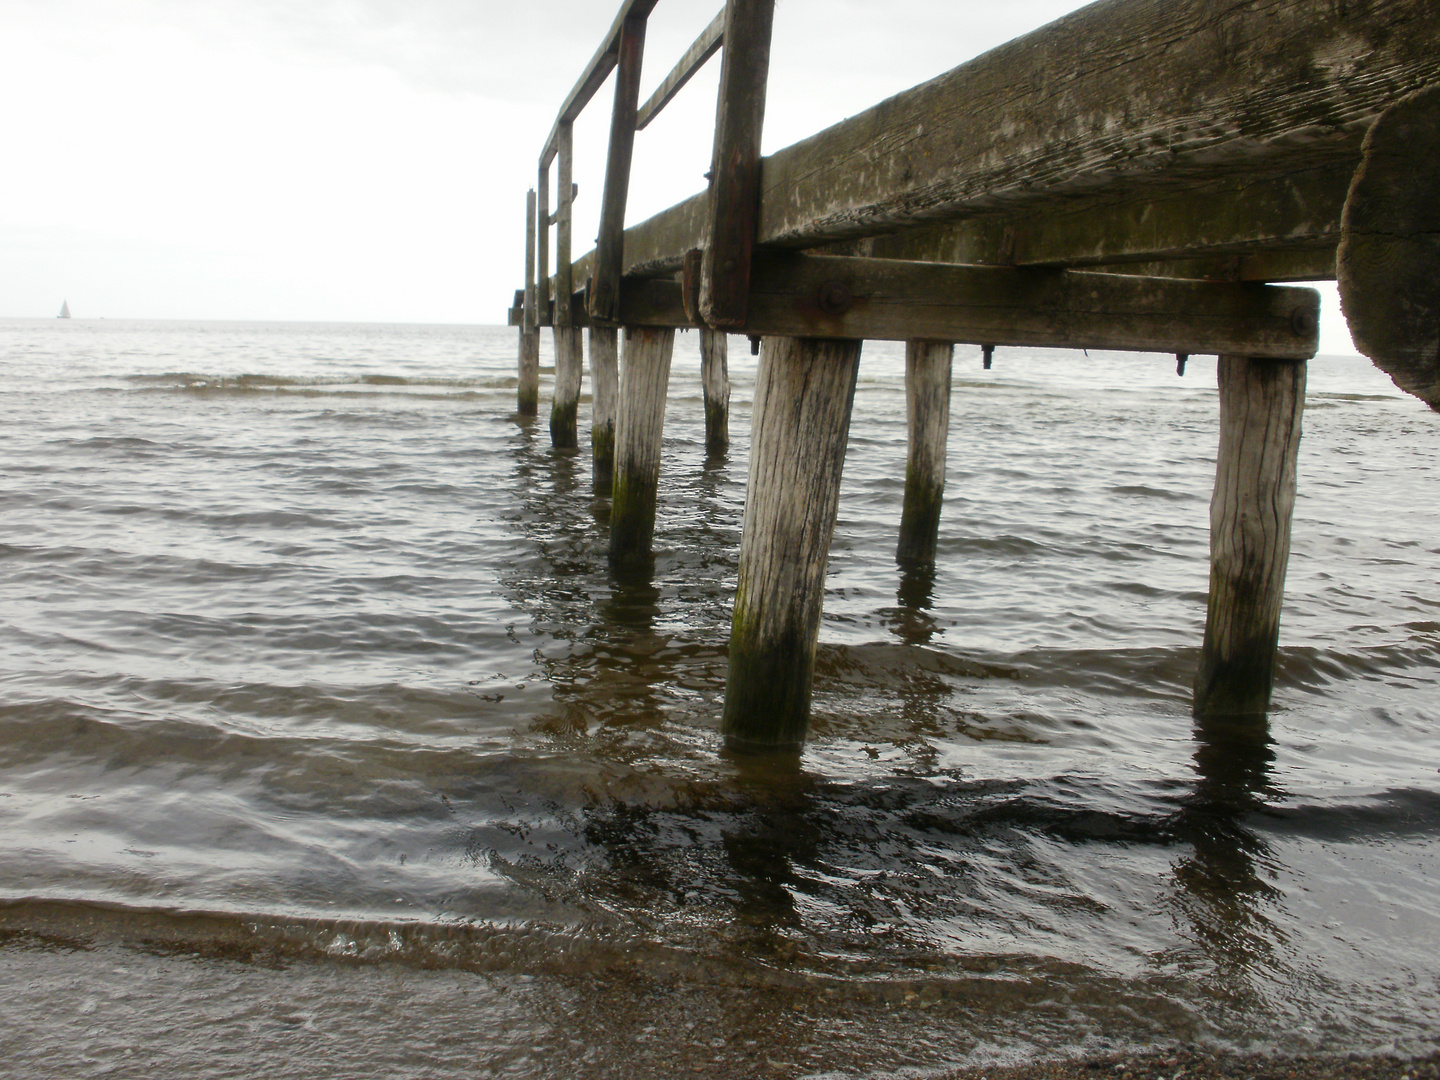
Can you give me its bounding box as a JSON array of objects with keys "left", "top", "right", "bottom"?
[{"left": 2, "top": 318, "right": 1439, "bottom": 1077}]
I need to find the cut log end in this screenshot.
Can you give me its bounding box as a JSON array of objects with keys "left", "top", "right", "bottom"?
[{"left": 1339, "top": 84, "right": 1440, "bottom": 411}]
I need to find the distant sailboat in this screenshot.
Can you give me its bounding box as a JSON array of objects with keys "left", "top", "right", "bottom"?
[{"left": 58, "top": 300, "right": 71, "bottom": 319}]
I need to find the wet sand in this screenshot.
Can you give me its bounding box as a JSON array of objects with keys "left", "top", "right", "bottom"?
[{"left": 939, "top": 1049, "right": 1440, "bottom": 1080}]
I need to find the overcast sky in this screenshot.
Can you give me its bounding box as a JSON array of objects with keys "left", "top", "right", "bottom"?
[{"left": 2, "top": 0, "right": 1355, "bottom": 351}]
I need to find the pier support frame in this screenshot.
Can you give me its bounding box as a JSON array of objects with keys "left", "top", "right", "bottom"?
[
  {"left": 610, "top": 327, "right": 675, "bottom": 567},
  {"left": 700, "top": 328, "right": 729, "bottom": 455},
  {"left": 518, "top": 188, "right": 539, "bottom": 416},
  {"left": 1194, "top": 355, "right": 1306, "bottom": 718},
  {"left": 723, "top": 335, "right": 863, "bottom": 752},
  {"left": 590, "top": 327, "right": 620, "bottom": 487},
  {"left": 551, "top": 327, "right": 583, "bottom": 448},
  {"left": 897, "top": 340, "right": 954, "bottom": 568}
]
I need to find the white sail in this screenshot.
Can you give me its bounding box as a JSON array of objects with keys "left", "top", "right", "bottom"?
[{"left": 58, "top": 300, "right": 71, "bottom": 319}]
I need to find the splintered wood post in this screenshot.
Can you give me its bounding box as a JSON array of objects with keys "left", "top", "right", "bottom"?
[
  {"left": 1194, "top": 356, "right": 1306, "bottom": 718},
  {"left": 723, "top": 336, "right": 863, "bottom": 752},
  {"left": 897, "top": 340, "right": 954, "bottom": 568},
  {"left": 699, "top": 0, "right": 775, "bottom": 328},
  {"left": 518, "top": 188, "right": 539, "bottom": 416},
  {"left": 610, "top": 326, "right": 675, "bottom": 566},
  {"left": 550, "top": 327, "right": 583, "bottom": 448},
  {"left": 588, "top": 13, "right": 646, "bottom": 324},
  {"left": 590, "top": 326, "right": 620, "bottom": 487},
  {"left": 699, "top": 328, "right": 729, "bottom": 454}
]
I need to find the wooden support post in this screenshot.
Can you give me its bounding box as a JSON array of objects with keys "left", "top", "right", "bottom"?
[
  {"left": 518, "top": 188, "right": 540, "bottom": 416},
  {"left": 610, "top": 327, "right": 675, "bottom": 566},
  {"left": 537, "top": 161, "right": 551, "bottom": 327},
  {"left": 589, "top": 14, "right": 646, "bottom": 325},
  {"left": 699, "top": 0, "right": 775, "bottom": 328},
  {"left": 550, "top": 327, "right": 583, "bottom": 448},
  {"left": 897, "top": 340, "right": 953, "bottom": 568},
  {"left": 554, "top": 121, "right": 575, "bottom": 328},
  {"left": 699, "top": 327, "right": 729, "bottom": 455},
  {"left": 590, "top": 326, "right": 620, "bottom": 487},
  {"left": 723, "top": 336, "right": 863, "bottom": 752},
  {"left": 1194, "top": 356, "right": 1306, "bottom": 718}
]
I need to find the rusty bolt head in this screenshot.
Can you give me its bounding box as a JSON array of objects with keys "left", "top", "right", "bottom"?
[
  {"left": 1291, "top": 307, "right": 1317, "bottom": 337},
  {"left": 816, "top": 280, "right": 852, "bottom": 316}
]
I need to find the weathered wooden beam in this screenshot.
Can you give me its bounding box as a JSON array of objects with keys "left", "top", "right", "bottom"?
[
  {"left": 635, "top": 9, "right": 724, "bottom": 132},
  {"left": 546, "top": 0, "right": 1437, "bottom": 293},
  {"left": 518, "top": 189, "right": 539, "bottom": 416},
  {"left": 838, "top": 163, "right": 1353, "bottom": 276},
  {"left": 611, "top": 254, "right": 1319, "bottom": 358},
  {"left": 897, "top": 341, "right": 954, "bottom": 569},
  {"left": 1195, "top": 356, "right": 1306, "bottom": 718},
  {"left": 589, "top": 327, "right": 620, "bottom": 489},
  {"left": 610, "top": 327, "right": 674, "bottom": 568},
  {"left": 537, "top": 161, "right": 551, "bottom": 327},
  {"left": 541, "top": 0, "right": 662, "bottom": 167},
  {"left": 699, "top": 328, "right": 729, "bottom": 455},
  {"left": 723, "top": 336, "right": 863, "bottom": 752},
  {"left": 699, "top": 0, "right": 774, "bottom": 328},
  {"left": 554, "top": 122, "right": 575, "bottom": 328},
  {"left": 588, "top": 13, "right": 647, "bottom": 325},
  {"left": 1339, "top": 84, "right": 1440, "bottom": 410}
]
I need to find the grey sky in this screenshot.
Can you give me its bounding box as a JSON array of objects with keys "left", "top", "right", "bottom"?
[{"left": 1, "top": 0, "right": 1355, "bottom": 350}]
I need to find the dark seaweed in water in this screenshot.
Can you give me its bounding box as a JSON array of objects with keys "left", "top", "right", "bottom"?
[{"left": 1, "top": 318, "right": 1439, "bottom": 1077}]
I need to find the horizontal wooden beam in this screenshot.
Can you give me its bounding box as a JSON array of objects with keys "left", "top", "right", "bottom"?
[
  {"left": 635, "top": 9, "right": 725, "bottom": 132},
  {"left": 830, "top": 163, "right": 1351, "bottom": 278},
  {"left": 542, "top": 0, "right": 661, "bottom": 167},
  {"left": 571, "top": 254, "right": 1318, "bottom": 358}
]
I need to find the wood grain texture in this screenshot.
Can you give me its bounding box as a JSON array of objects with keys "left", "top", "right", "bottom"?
[
  {"left": 1338, "top": 84, "right": 1440, "bottom": 410},
  {"left": 610, "top": 327, "right": 674, "bottom": 566},
  {"left": 550, "top": 327, "right": 583, "bottom": 448},
  {"left": 897, "top": 341, "right": 954, "bottom": 568},
  {"left": 589, "top": 326, "right": 620, "bottom": 487},
  {"left": 1194, "top": 356, "right": 1306, "bottom": 718},
  {"left": 723, "top": 336, "right": 862, "bottom": 751},
  {"left": 699, "top": 0, "right": 775, "bottom": 327},
  {"left": 537, "top": 161, "right": 551, "bottom": 327},
  {"left": 699, "top": 328, "right": 729, "bottom": 455}
]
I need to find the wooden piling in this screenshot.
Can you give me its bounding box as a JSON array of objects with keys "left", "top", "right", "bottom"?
[
  {"left": 897, "top": 340, "right": 953, "bottom": 568},
  {"left": 518, "top": 189, "right": 540, "bottom": 416},
  {"left": 590, "top": 327, "right": 620, "bottom": 487},
  {"left": 1194, "top": 355, "right": 1306, "bottom": 718},
  {"left": 700, "top": 328, "right": 729, "bottom": 455},
  {"left": 723, "top": 336, "right": 863, "bottom": 752},
  {"left": 610, "top": 326, "right": 675, "bottom": 566},
  {"left": 550, "top": 327, "right": 583, "bottom": 448}
]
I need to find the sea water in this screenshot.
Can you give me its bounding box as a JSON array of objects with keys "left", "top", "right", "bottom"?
[{"left": 2, "top": 318, "right": 1438, "bottom": 1077}]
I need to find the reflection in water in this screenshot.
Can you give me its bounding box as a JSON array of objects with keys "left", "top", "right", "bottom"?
[
  {"left": 1170, "top": 715, "right": 1285, "bottom": 980},
  {"left": 889, "top": 563, "right": 942, "bottom": 647}
]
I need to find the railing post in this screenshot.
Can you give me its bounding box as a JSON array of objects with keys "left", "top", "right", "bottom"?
[
  {"left": 699, "top": 0, "right": 776, "bottom": 328},
  {"left": 588, "top": 13, "right": 647, "bottom": 325},
  {"left": 537, "top": 160, "right": 551, "bottom": 328},
  {"left": 550, "top": 121, "right": 582, "bottom": 448},
  {"left": 518, "top": 188, "right": 540, "bottom": 416}
]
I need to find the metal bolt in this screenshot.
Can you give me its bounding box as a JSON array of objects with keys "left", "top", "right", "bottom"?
[
  {"left": 1176, "top": 353, "right": 1189, "bottom": 376},
  {"left": 816, "top": 280, "right": 852, "bottom": 316},
  {"left": 1291, "top": 307, "right": 1317, "bottom": 336}
]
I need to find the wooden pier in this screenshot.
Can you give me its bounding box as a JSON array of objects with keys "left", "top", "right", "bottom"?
[{"left": 511, "top": 0, "right": 1440, "bottom": 752}]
